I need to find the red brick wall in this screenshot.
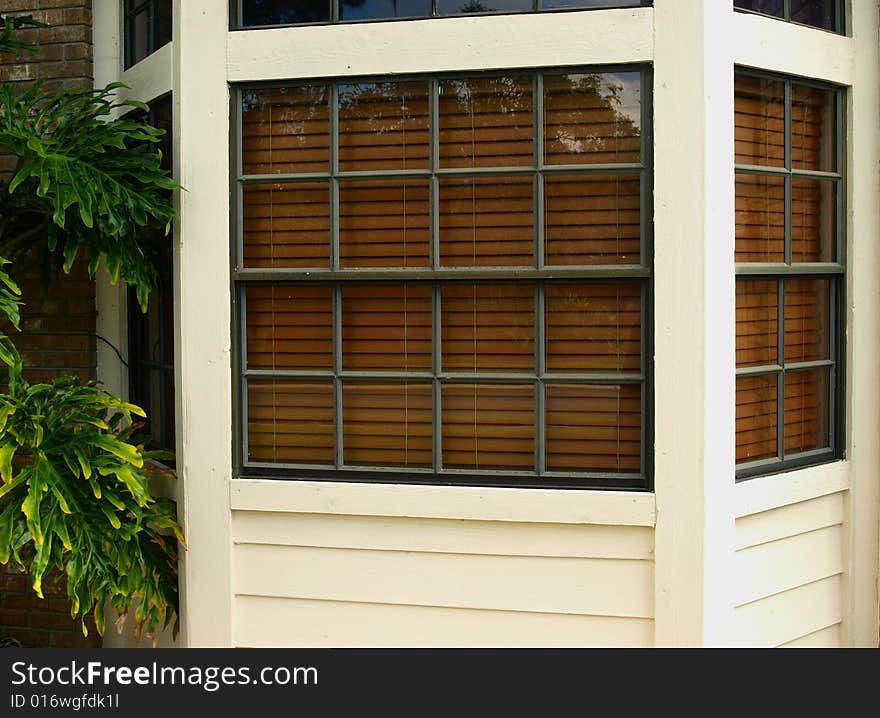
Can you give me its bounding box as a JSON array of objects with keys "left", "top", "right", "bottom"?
[{"left": 0, "top": 0, "right": 100, "bottom": 648}]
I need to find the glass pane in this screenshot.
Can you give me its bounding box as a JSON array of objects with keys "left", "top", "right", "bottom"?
[
  {"left": 733, "top": 0, "right": 784, "bottom": 18},
  {"left": 339, "top": 180, "right": 430, "bottom": 267},
  {"left": 436, "top": 0, "right": 532, "bottom": 14},
  {"left": 243, "top": 182, "right": 330, "bottom": 268},
  {"left": 342, "top": 284, "right": 432, "bottom": 371},
  {"left": 784, "top": 279, "right": 830, "bottom": 364},
  {"left": 791, "top": 84, "right": 835, "bottom": 172},
  {"left": 784, "top": 369, "right": 830, "bottom": 454},
  {"left": 338, "top": 81, "right": 429, "bottom": 172},
  {"left": 340, "top": 0, "right": 431, "bottom": 20},
  {"left": 241, "top": 0, "right": 331, "bottom": 26},
  {"left": 545, "top": 283, "right": 641, "bottom": 373},
  {"left": 155, "top": 0, "right": 173, "bottom": 48},
  {"left": 734, "top": 74, "right": 785, "bottom": 168},
  {"left": 438, "top": 176, "right": 534, "bottom": 267},
  {"left": 790, "top": 0, "right": 837, "bottom": 31},
  {"left": 791, "top": 177, "right": 836, "bottom": 263},
  {"left": 545, "top": 383, "right": 641, "bottom": 473},
  {"left": 442, "top": 283, "right": 534, "bottom": 372},
  {"left": 439, "top": 76, "right": 533, "bottom": 168},
  {"left": 246, "top": 285, "right": 333, "bottom": 370},
  {"left": 442, "top": 384, "right": 534, "bottom": 470},
  {"left": 543, "top": 0, "right": 643, "bottom": 7},
  {"left": 128, "top": 6, "right": 150, "bottom": 66},
  {"left": 543, "top": 72, "right": 641, "bottom": 165},
  {"left": 343, "top": 382, "right": 432, "bottom": 467},
  {"left": 735, "top": 173, "right": 785, "bottom": 263},
  {"left": 247, "top": 381, "right": 334, "bottom": 465},
  {"left": 736, "top": 374, "right": 778, "bottom": 464},
  {"left": 544, "top": 174, "right": 640, "bottom": 265},
  {"left": 241, "top": 86, "right": 330, "bottom": 174},
  {"left": 736, "top": 279, "right": 778, "bottom": 369}
]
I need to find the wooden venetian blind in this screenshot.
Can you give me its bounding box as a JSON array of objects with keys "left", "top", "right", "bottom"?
[
  {"left": 734, "top": 73, "right": 835, "bottom": 466},
  {"left": 240, "top": 71, "right": 647, "bottom": 480},
  {"left": 438, "top": 76, "right": 533, "bottom": 168},
  {"left": 544, "top": 174, "right": 641, "bottom": 266},
  {"left": 543, "top": 72, "right": 641, "bottom": 166}
]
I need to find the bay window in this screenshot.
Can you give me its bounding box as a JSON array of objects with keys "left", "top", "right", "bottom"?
[{"left": 233, "top": 67, "right": 652, "bottom": 489}]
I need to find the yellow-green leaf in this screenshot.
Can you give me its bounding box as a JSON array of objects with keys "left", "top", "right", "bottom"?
[
  {"left": 0, "top": 443, "right": 16, "bottom": 483},
  {"left": 91, "top": 435, "right": 143, "bottom": 468}
]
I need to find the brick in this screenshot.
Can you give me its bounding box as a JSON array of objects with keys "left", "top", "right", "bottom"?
[
  {"left": 0, "top": 609, "right": 27, "bottom": 625},
  {"left": 0, "top": 1, "right": 35, "bottom": 12},
  {"left": 0, "top": 574, "right": 29, "bottom": 592},
  {"left": 37, "top": 25, "right": 87, "bottom": 45},
  {"left": 63, "top": 6, "right": 89, "bottom": 25},
  {"left": 1, "top": 593, "right": 44, "bottom": 611},
  {"left": 63, "top": 42, "right": 90, "bottom": 61},
  {"left": 28, "top": 610, "right": 81, "bottom": 631},
  {"left": 48, "top": 629, "right": 100, "bottom": 648},
  {"left": 1, "top": 627, "right": 50, "bottom": 647}
]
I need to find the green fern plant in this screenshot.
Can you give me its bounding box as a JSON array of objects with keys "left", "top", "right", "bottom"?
[{"left": 0, "top": 14, "right": 183, "bottom": 642}]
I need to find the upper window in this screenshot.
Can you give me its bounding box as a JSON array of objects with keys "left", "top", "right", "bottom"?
[
  {"left": 733, "top": 1, "right": 843, "bottom": 34},
  {"left": 734, "top": 70, "right": 843, "bottom": 479},
  {"left": 235, "top": 0, "right": 649, "bottom": 28},
  {"left": 233, "top": 68, "right": 652, "bottom": 489},
  {"left": 124, "top": 0, "right": 172, "bottom": 69},
  {"left": 128, "top": 96, "right": 176, "bottom": 458}
]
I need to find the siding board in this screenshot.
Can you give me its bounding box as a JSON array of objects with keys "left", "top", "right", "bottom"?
[
  {"left": 778, "top": 623, "right": 841, "bottom": 648},
  {"left": 735, "top": 524, "right": 842, "bottom": 606},
  {"left": 732, "top": 575, "right": 842, "bottom": 647},
  {"left": 734, "top": 489, "right": 845, "bottom": 647},
  {"left": 235, "top": 595, "right": 654, "bottom": 647},
  {"left": 232, "top": 511, "right": 654, "bottom": 560},
  {"left": 234, "top": 542, "right": 653, "bottom": 618}
]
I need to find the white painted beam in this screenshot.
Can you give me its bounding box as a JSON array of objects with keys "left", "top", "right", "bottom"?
[
  {"left": 173, "top": 0, "right": 233, "bottom": 647},
  {"left": 652, "top": 0, "right": 737, "bottom": 647}
]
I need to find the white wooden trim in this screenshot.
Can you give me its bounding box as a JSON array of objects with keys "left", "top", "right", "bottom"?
[
  {"left": 734, "top": 461, "right": 850, "bottom": 519},
  {"left": 231, "top": 480, "right": 655, "bottom": 527},
  {"left": 118, "top": 43, "right": 173, "bottom": 106},
  {"left": 91, "top": 2, "right": 129, "bottom": 401},
  {"left": 652, "top": 0, "right": 737, "bottom": 647},
  {"left": 227, "top": 9, "right": 652, "bottom": 82},
  {"left": 843, "top": 0, "right": 880, "bottom": 648},
  {"left": 173, "top": 0, "right": 233, "bottom": 648},
  {"left": 731, "top": 11, "right": 854, "bottom": 85}
]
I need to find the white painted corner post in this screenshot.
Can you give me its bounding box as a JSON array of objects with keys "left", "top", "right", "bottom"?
[
  {"left": 845, "top": 0, "right": 880, "bottom": 648},
  {"left": 652, "top": 0, "right": 737, "bottom": 646},
  {"left": 172, "top": 0, "right": 233, "bottom": 647},
  {"left": 91, "top": 1, "right": 128, "bottom": 400}
]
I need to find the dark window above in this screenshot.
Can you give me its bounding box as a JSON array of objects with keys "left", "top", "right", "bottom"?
[
  {"left": 734, "top": 0, "right": 842, "bottom": 34},
  {"left": 236, "top": 0, "right": 650, "bottom": 29},
  {"left": 124, "top": 0, "right": 172, "bottom": 69}
]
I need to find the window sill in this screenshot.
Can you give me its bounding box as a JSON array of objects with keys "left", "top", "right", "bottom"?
[
  {"left": 230, "top": 478, "right": 656, "bottom": 526},
  {"left": 734, "top": 459, "right": 849, "bottom": 519}
]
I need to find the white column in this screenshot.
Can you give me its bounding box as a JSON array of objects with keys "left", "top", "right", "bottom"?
[
  {"left": 652, "top": 0, "right": 737, "bottom": 646},
  {"left": 844, "top": 0, "right": 880, "bottom": 648},
  {"left": 91, "top": 1, "right": 128, "bottom": 399},
  {"left": 173, "top": 0, "right": 233, "bottom": 647}
]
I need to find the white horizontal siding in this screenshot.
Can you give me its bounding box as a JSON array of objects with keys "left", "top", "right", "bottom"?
[
  {"left": 734, "top": 492, "right": 845, "bottom": 648},
  {"left": 235, "top": 596, "right": 654, "bottom": 648},
  {"left": 778, "top": 623, "right": 841, "bottom": 648},
  {"left": 233, "top": 511, "right": 654, "bottom": 647}
]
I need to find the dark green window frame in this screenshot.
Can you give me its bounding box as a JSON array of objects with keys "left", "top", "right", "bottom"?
[
  {"left": 231, "top": 66, "right": 654, "bottom": 490},
  {"left": 735, "top": 68, "right": 845, "bottom": 481},
  {"left": 123, "top": 0, "right": 172, "bottom": 69}
]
